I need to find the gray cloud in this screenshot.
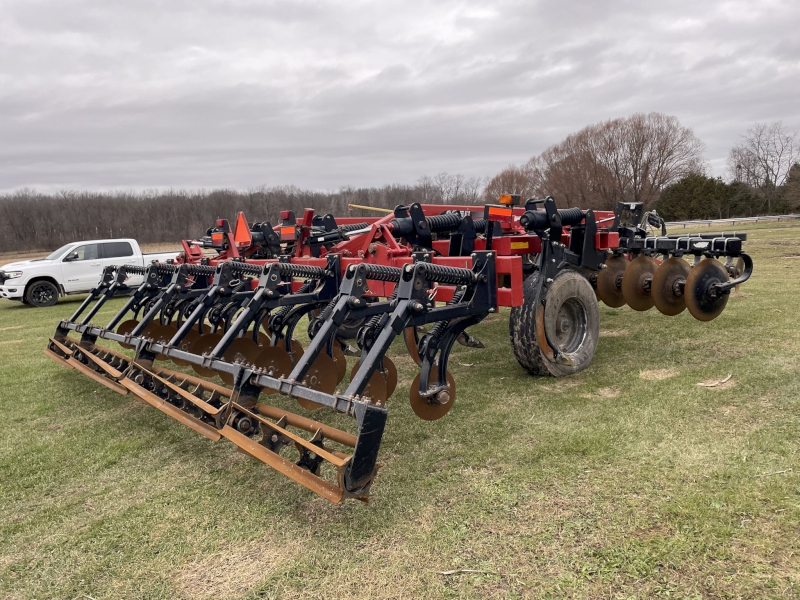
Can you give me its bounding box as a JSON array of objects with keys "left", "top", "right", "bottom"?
[{"left": 1, "top": 0, "right": 798, "bottom": 192}]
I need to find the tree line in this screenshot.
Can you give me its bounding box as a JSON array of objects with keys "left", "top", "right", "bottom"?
[
  {"left": 2, "top": 114, "right": 798, "bottom": 253},
  {"left": 0, "top": 174, "right": 485, "bottom": 254}
]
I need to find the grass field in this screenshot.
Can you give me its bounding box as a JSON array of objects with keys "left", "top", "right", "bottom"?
[{"left": 1, "top": 224, "right": 799, "bottom": 599}]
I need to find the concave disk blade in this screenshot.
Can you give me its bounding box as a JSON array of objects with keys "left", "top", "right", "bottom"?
[
  {"left": 189, "top": 333, "right": 223, "bottom": 377},
  {"left": 349, "top": 358, "right": 394, "bottom": 403},
  {"left": 621, "top": 255, "right": 658, "bottom": 311},
  {"left": 409, "top": 369, "right": 456, "bottom": 421},
  {"left": 282, "top": 338, "right": 303, "bottom": 364},
  {"left": 332, "top": 343, "right": 347, "bottom": 384},
  {"left": 219, "top": 338, "right": 262, "bottom": 385},
  {"left": 147, "top": 324, "right": 179, "bottom": 362},
  {"left": 596, "top": 255, "right": 627, "bottom": 308},
  {"left": 296, "top": 352, "right": 338, "bottom": 411},
  {"left": 382, "top": 356, "right": 398, "bottom": 398},
  {"left": 140, "top": 322, "right": 161, "bottom": 339},
  {"left": 404, "top": 326, "right": 423, "bottom": 366},
  {"left": 652, "top": 257, "right": 690, "bottom": 316},
  {"left": 171, "top": 328, "right": 200, "bottom": 367},
  {"left": 116, "top": 319, "right": 139, "bottom": 349},
  {"left": 685, "top": 258, "right": 730, "bottom": 322},
  {"left": 252, "top": 346, "right": 294, "bottom": 395}
]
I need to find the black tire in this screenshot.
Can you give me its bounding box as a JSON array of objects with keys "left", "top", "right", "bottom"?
[
  {"left": 25, "top": 280, "right": 59, "bottom": 308},
  {"left": 509, "top": 270, "right": 599, "bottom": 377}
]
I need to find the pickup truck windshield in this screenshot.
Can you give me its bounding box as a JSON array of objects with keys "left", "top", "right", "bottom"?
[{"left": 45, "top": 244, "right": 75, "bottom": 261}]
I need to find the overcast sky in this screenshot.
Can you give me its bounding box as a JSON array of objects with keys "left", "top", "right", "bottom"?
[{"left": 1, "top": 0, "right": 798, "bottom": 193}]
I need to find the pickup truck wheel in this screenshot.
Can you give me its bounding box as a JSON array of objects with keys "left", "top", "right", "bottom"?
[{"left": 26, "top": 281, "right": 59, "bottom": 307}]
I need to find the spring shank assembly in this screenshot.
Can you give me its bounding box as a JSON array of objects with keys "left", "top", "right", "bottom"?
[{"left": 45, "top": 196, "right": 753, "bottom": 502}]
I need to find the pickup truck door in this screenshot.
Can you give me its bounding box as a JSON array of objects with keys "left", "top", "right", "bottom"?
[
  {"left": 100, "top": 241, "right": 143, "bottom": 286},
  {"left": 61, "top": 243, "right": 102, "bottom": 292}
]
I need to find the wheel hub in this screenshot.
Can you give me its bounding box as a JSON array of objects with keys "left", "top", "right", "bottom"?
[{"left": 554, "top": 298, "right": 587, "bottom": 353}]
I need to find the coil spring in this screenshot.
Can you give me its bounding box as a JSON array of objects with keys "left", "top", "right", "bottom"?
[
  {"left": 558, "top": 207, "right": 585, "bottom": 226},
  {"left": 427, "top": 287, "right": 467, "bottom": 339},
  {"left": 309, "top": 221, "right": 370, "bottom": 237},
  {"left": 229, "top": 261, "right": 264, "bottom": 276},
  {"left": 361, "top": 264, "right": 403, "bottom": 282},
  {"left": 419, "top": 263, "right": 477, "bottom": 286},
  {"left": 182, "top": 264, "right": 216, "bottom": 277},
  {"left": 427, "top": 212, "right": 463, "bottom": 232},
  {"left": 119, "top": 264, "right": 147, "bottom": 276},
  {"left": 315, "top": 296, "right": 338, "bottom": 324},
  {"left": 340, "top": 221, "right": 370, "bottom": 233},
  {"left": 275, "top": 263, "right": 327, "bottom": 279},
  {"left": 364, "top": 288, "right": 398, "bottom": 331},
  {"left": 153, "top": 262, "right": 177, "bottom": 275},
  {"left": 272, "top": 279, "right": 318, "bottom": 320}
]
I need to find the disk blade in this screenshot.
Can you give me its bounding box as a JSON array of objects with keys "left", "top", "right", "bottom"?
[
  {"left": 252, "top": 346, "right": 294, "bottom": 395},
  {"left": 349, "top": 358, "right": 392, "bottom": 404},
  {"left": 189, "top": 333, "right": 223, "bottom": 377},
  {"left": 296, "top": 352, "right": 338, "bottom": 411},
  {"left": 170, "top": 328, "right": 200, "bottom": 367},
  {"left": 652, "top": 257, "right": 690, "bottom": 316},
  {"left": 409, "top": 369, "right": 456, "bottom": 421},
  {"left": 596, "top": 255, "right": 627, "bottom": 308},
  {"left": 116, "top": 319, "right": 139, "bottom": 349},
  {"left": 685, "top": 258, "right": 730, "bottom": 322},
  {"left": 621, "top": 255, "right": 658, "bottom": 312},
  {"left": 332, "top": 343, "right": 347, "bottom": 384},
  {"left": 219, "top": 337, "right": 262, "bottom": 385}
]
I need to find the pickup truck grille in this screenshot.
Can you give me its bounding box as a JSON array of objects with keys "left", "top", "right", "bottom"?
[{"left": 0, "top": 271, "right": 8, "bottom": 285}]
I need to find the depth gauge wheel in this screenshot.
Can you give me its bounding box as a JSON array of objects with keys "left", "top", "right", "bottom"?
[{"left": 509, "top": 270, "right": 599, "bottom": 377}]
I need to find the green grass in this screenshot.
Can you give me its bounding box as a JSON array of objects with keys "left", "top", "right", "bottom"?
[{"left": 2, "top": 223, "right": 800, "bottom": 599}]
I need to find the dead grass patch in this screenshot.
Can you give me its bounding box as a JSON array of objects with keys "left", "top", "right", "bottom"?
[
  {"left": 639, "top": 368, "right": 678, "bottom": 381},
  {"left": 599, "top": 329, "right": 628, "bottom": 337},
  {"left": 539, "top": 379, "right": 583, "bottom": 393},
  {"left": 172, "top": 540, "right": 300, "bottom": 600},
  {"left": 697, "top": 376, "right": 737, "bottom": 390},
  {"left": 0, "top": 325, "right": 23, "bottom": 332},
  {"left": 0, "top": 339, "right": 23, "bottom": 345},
  {"left": 583, "top": 387, "right": 620, "bottom": 399}
]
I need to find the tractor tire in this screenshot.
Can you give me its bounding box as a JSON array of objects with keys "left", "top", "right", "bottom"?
[
  {"left": 509, "top": 270, "right": 599, "bottom": 377},
  {"left": 25, "top": 280, "right": 59, "bottom": 308}
]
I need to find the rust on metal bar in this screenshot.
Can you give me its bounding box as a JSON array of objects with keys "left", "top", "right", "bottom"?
[
  {"left": 44, "top": 348, "right": 74, "bottom": 370},
  {"left": 244, "top": 407, "right": 351, "bottom": 468},
  {"left": 73, "top": 348, "right": 126, "bottom": 379},
  {"left": 153, "top": 366, "right": 233, "bottom": 398},
  {"left": 255, "top": 404, "right": 357, "bottom": 447},
  {"left": 147, "top": 369, "right": 226, "bottom": 417},
  {"left": 220, "top": 425, "right": 345, "bottom": 503},
  {"left": 69, "top": 358, "right": 129, "bottom": 395},
  {"left": 120, "top": 378, "right": 222, "bottom": 441}
]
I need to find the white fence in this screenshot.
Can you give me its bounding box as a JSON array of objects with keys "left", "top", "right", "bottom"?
[{"left": 665, "top": 214, "right": 800, "bottom": 228}]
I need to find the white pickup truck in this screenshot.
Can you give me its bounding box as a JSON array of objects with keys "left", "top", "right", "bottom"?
[{"left": 0, "top": 239, "right": 178, "bottom": 307}]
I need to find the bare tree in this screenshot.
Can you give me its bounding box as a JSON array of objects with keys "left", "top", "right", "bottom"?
[
  {"left": 784, "top": 163, "right": 800, "bottom": 213},
  {"left": 485, "top": 113, "right": 706, "bottom": 210},
  {"left": 727, "top": 122, "right": 799, "bottom": 213},
  {"left": 484, "top": 164, "right": 539, "bottom": 201}
]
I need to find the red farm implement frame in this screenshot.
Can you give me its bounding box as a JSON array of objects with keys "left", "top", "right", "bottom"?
[{"left": 46, "top": 196, "right": 753, "bottom": 502}]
